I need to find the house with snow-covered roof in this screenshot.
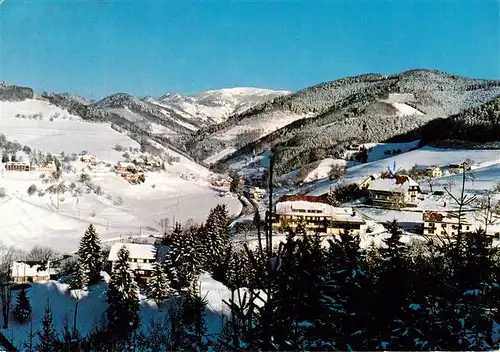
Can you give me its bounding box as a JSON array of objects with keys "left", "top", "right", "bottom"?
[
  {"left": 367, "top": 175, "right": 421, "bottom": 207},
  {"left": 272, "top": 194, "right": 367, "bottom": 235},
  {"left": 108, "top": 243, "right": 168, "bottom": 284},
  {"left": 11, "top": 260, "right": 57, "bottom": 283},
  {"left": 422, "top": 210, "right": 476, "bottom": 237}
]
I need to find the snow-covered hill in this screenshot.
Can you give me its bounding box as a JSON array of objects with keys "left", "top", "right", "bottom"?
[
  {"left": 0, "top": 99, "right": 242, "bottom": 252},
  {"left": 147, "top": 87, "right": 291, "bottom": 124}
]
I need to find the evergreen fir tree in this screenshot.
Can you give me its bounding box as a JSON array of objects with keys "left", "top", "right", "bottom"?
[
  {"left": 106, "top": 245, "right": 140, "bottom": 340},
  {"left": 181, "top": 284, "right": 209, "bottom": 351},
  {"left": 36, "top": 301, "right": 60, "bottom": 352},
  {"left": 148, "top": 261, "right": 173, "bottom": 307},
  {"left": 23, "top": 321, "right": 36, "bottom": 352},
  {"left": 12, "top": 288, "right": 32, "bottom": 324},
  {"left": 203, "top": 205, "right": 232, "bottom": 277},
  {"left": 68, "top": 262, "right": 88, "bottom": 291},
  {"left": 77, "top": 224, "right": 102, "bottom": 284},
  {"left": 165, "top": 225, "right": 204, "bottom": 290},
  {"left": 371, "top": 220, "right": 411, "bottom": 349}
]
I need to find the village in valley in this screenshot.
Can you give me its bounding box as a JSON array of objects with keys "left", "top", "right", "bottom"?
[{"left": 3, "top": 138, "right": 500, "bottom": 285}]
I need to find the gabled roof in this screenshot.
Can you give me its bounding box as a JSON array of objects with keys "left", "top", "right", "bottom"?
[
  {"left": 11, "top": 261, "right": 53, "bottom": 278},
  {"left": 108, "top": 243, "right": 156, "bottom": 261},
  {"left": 368, "top": 175, "right": 419, "bottom": 193},
  {"left": 423, "top": 210, "right": 472, "bottom": 225}
]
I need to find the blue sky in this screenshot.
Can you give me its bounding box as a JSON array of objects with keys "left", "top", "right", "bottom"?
[{"left": 0, "top": 1, "right": 498, "bottom": 99}]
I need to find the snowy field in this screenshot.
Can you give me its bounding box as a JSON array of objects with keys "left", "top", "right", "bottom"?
[
  {"left": 0, "top": 99, "right": 242, "bottom": 253},
  {"left": 1, "top": 100, "right": 140, "bottom": 161},
  {"left": 310, "top": 146, "right": 500, "bottom": 196}
]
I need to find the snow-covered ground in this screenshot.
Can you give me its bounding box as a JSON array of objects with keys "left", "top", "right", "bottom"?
[
  {"left": 1, "top": 100, "right": 140, "bottom": 161},
  {"left": 0, "top": 100, "right": 242, "bottom": 253},
  {"left": 310, "top": 146, "right": 500, "bottom": 197},
  {"left": 203, "top": 147, "right": 237, "bottom": 165}
]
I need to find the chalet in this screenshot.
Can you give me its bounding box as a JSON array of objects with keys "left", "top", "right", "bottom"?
[
  {"left": 422, "top": 210, "right": 476, "bottom": 237},
  {"left": 5, "top": 161, "right": 32, "bottom": 171},
  {"left": 249, "top": 186, "right": 266, "bottom": 201},
  {"left": 346, "top": 143, "right": 362, "bottom": 151},
  {"left": 108, "top": 243, "right": 167, "bottom": 284},
  {"left": 11, "top": 260, "right": 56, "bottom": 283},
  {"left": 272, "top": 195, "right": 367, "bottom": 236},
  {"left": 426, "top": 166, "right": 443, "bottom": 178},
  {"left": 80, "top": 154, "right": 97, "bottom": 164},
  {"left": 448, "top": 163, "right": 471, "bottom": 174},
  {"left": 115, "top": 161, "right": 137, "bottom": 173},
  {"left": 121, "top": 172, "right": 145, "bottom": 184},
  {"left": 38, "top": 161, "right": 57, "bottom": 174},
  {"left": 367, "top": 175, "right": 421, "bottom": 207}
]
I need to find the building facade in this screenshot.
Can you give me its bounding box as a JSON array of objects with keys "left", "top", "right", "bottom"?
[
  {"left": 108, "top": 243, "right": 167, "bottom": 284},
  {"left": 367, "top": 175, "right": 421, "bottom": 207},
  {"left": 5, "top": 162, "right": 32, "bottom": 171},
  {"left": 11, "top": 261, "right": 54, "bottom": 283},
  {"left": 422, "top": 210, "right": 476, "bottom": 237},
  {"left": 272, "top": 195, "right": 367, "bottom": 236}
]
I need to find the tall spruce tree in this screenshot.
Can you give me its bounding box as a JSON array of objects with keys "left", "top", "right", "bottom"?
[
  {"left": 77, "top": 224, "right": 102, "bottom": 284},
  {"left": 68, "top": 263, "right": 89, "bottom": 291},
  {"left": 12, "top": 288, "right": 32, "bottom": 324},
  {"left": 147, "top": 261, "right": 173, "bottom": 307},
  {"left": 203, "top": 205, "right": 232, "bottom": 277},
  {"left": 106, "top": 245, "right": 140, "bottom": 339},
  {"left": 181, "top": 284, "right": 209, "bottom": 351},
  {"left": 36, "top": 301, "right": 59, "bottom": 352},
  {"left": 165, "top": 225, "right": 203, "bottom": 290}
]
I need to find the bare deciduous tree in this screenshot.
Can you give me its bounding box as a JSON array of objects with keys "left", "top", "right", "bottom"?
[
  {"left": 26, "top": 246, "right": 57, "bottom": 262},
  {"left": 0, "top": 244, "right": 23, "bottom": 329},
  {"left": 474, "top": 192, "right": 500, "bottom": 234}
]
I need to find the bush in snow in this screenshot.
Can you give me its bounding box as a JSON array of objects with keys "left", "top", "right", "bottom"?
[
  {"left": 0, "top": 187, "right": 6, "bottom": 198},
  {"left": 27, "top": 184, "right": 38, "bottom": 196}
]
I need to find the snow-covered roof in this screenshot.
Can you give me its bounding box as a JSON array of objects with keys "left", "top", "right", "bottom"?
[
  {"left": 11, "top": 261, "right": 54, "bottom": 278},
  {"left": 275, "top": 201, "right": 365, "bottom": 223},
  {"left": 108, "top": 243, "right": 157, "bottom": 261},
  {"left": 368, "top": 175, "right": 419, "bottom": 193},
  {"left": 423, "top": 210, "right": 474, "bottom": 225},
  {"left": 116, "top": 161, "right": 135, "bottom": 168}
]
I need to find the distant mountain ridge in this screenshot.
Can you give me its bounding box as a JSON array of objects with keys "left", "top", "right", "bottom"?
[
  {"left": 198, "top": 69, "right": 500, "bottom": 174},
  {"left": 2, "top": 70, "right": 499, "bottom": 176}
]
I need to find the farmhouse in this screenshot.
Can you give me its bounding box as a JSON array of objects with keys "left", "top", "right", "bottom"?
[
  {"left": 426, "top": 166, "right": 443, "bottom": 178},
  {"left": 422, "top": 210, "right": 476, "bottom": 237},
  {"left": 108, "top": 243, "right": 167, "bottom": 284},
  {"left": 115, "top": 161, "right": 137, "bottom": 173},
  {"left": 80, "top": 154, "right": 97, "bottom": 164},
  {"left": 447, "top": 162, "right": 471, "bottom": 174},
  {"left": 38, "top": 161, "right": 57, "bottom": 174},
  {"left": 5, "top": 161, "right": 32, "bottom": 171},
  {"left": 249, "top": 186, "right": 266, "bottom": 201},
  {"left": 367, "top": 175, "right": 421, "bottom": 207},
  {"left": 272, "top": 195, "right": 367, "bottom": 236},
  {"left": 11, "top": 260, "right": 56, "bottom": 283}
]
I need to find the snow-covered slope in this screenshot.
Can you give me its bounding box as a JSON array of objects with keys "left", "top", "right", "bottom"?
[
  {"left": 309, "top": 146, "right": 500, "bottom": 197},
  {"left": 147, "top": 87, "right": 291, "bottom": 124},
  {"left": 0, "top": 100, "right": 242, "bottom": 252}
]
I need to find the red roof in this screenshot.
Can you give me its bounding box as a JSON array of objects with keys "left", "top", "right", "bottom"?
[{"left": 278, "top": 194, "right": 330, "bottom": 205}]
